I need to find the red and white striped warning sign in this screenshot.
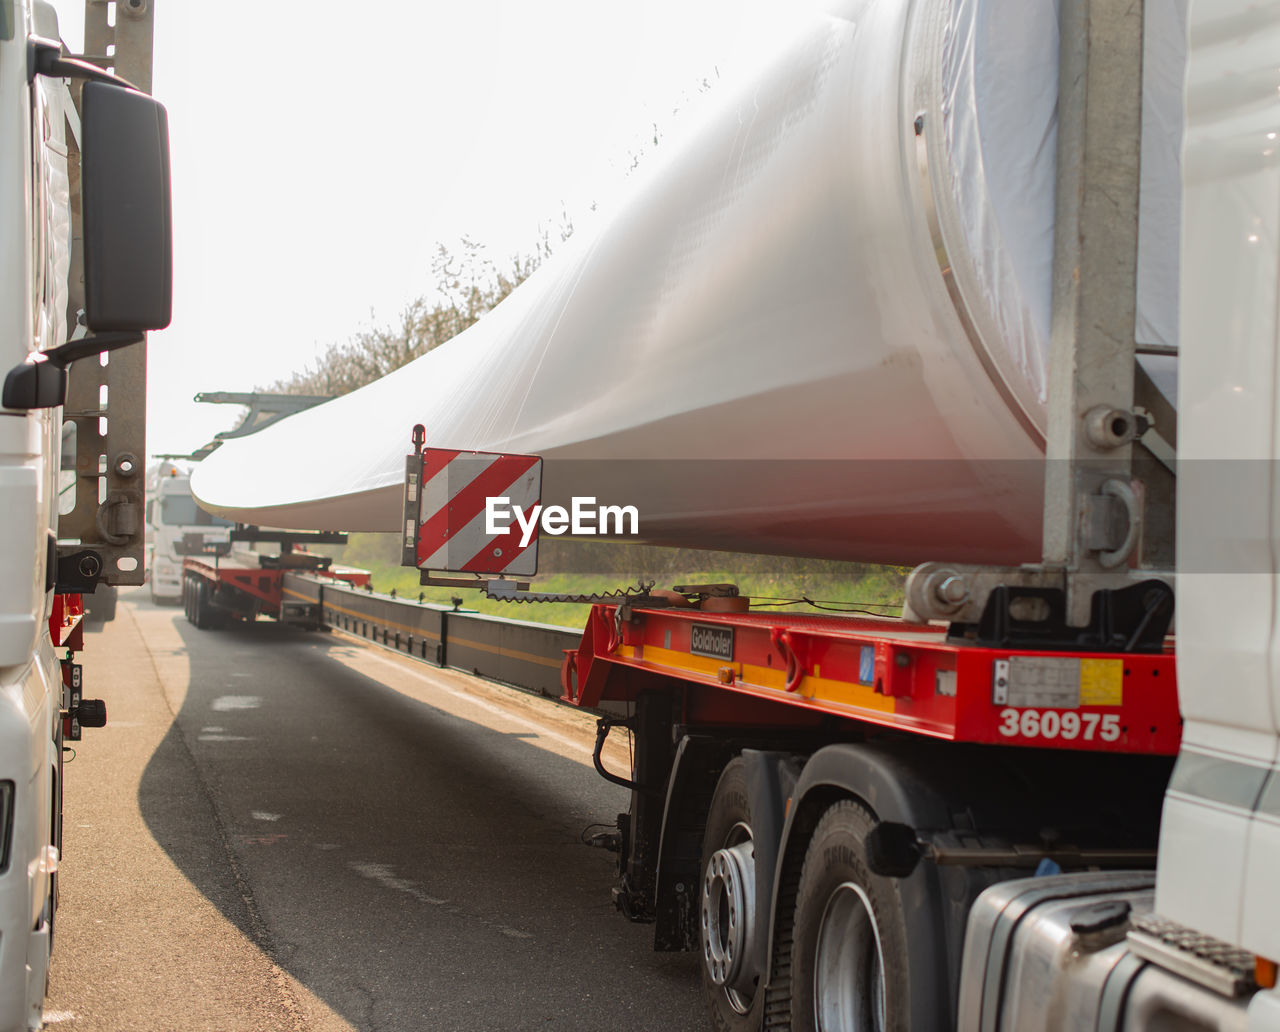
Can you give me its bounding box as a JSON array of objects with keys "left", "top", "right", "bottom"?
[{"left": 415, "top": 448, "right": 542, "bottom": 576}]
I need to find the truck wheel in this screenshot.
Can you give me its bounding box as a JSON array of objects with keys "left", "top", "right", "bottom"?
[
  {"left": 84, "top": 584, "right": 117, "bottom": 625},
  {"left": 699, "top": 757, "right": 765, "bottom": 1032},
  {"left": 790, "top": 800, "right": 909, "bottom": 1032},
  {"left": 197, "top": 583, "right": 228, "bottom": 630},
  {"left": 193, "top": 579, "right": 210, "bottom": 630}
]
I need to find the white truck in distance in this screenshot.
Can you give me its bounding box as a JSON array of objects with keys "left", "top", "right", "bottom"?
[
  {"left": 146, "top": 466, "right": 231, "bottom": 605},
  {"left": 0, "top": 1, "right": 171, "bottom": 1029}
]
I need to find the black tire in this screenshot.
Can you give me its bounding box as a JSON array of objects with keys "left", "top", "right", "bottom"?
[
  {"left": 790, "top": 800, "right": 911, "bottom": 1032},
  {"left": 198, "top": 582, "right": 229, "bottom": 630},
  {"left": 82, "top": 584, "right": 117, "bottom": 630},
  {"left": 192, "top": 579, "right": 210, "bottom": 629},
  {"left": 699, "top": 757, "right": 765, "bottom": 1032}
]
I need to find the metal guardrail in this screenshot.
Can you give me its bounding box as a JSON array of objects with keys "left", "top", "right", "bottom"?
[
  {"left": 304, "top": 577, "right": 581, "bottom": 700},
  {"left": 445, "top": 610, "right": 581, "bottom": 698},
  {"left": 314, "top": 580, "right": 446, "bottom": 664}
]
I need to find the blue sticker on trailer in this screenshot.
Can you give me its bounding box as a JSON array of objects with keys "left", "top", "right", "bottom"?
[{"left": 858, "top": 645, "right": 875, "bottom": 685}]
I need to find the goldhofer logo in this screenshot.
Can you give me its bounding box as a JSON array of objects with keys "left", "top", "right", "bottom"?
[{"left": 689, "top": 623, "right": 734, "bottom": 661}]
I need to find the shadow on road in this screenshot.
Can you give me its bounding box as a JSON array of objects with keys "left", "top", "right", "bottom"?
[{"left": 137, "top": 611, "right": 701, "bottom": 1031}]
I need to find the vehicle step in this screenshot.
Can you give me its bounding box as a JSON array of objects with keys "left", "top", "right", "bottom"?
[{"left": 1127, "top": 914, "right": 1259, "bottom": 997}]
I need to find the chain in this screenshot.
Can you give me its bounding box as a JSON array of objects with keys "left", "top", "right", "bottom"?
[{"left": 485, "top": 579, "right": 657, "bottom": 604}]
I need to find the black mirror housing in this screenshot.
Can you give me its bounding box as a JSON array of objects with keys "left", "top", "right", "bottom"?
[
  {"left": 81, "top": 81, "right": 173, "bottom": 332},
  {"left": 2, "top": 359, "right": 67, "bottom": 410}
]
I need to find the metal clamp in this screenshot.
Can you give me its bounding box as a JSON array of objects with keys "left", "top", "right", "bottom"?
[{"left": 1094, "top": 479, "right": 1140, "bottom": 569}]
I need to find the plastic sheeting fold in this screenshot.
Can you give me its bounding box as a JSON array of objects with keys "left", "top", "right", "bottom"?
[{"left": 193, "top": 0, "right": 1183, "bottom": 567}]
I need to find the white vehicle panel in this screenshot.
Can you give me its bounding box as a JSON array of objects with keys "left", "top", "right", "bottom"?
[
  {"left": 1249, "top": 989, "right": 1280, "bottom": 1028},
  {"left": 1243, "top": 809, "right": 1280, "bottom": 963},
  {"left": 0, "top": 654, "right": 55, "bottom": 1032},
  {"left": 1162, "top": 0, "right": 1280, "bottom": 958},
  {"left": 1158, "top": 783, "right": 1253, "bottom": 942},
  {"left": 0, "top": 5, "right": 71, "bottom": 1027}
]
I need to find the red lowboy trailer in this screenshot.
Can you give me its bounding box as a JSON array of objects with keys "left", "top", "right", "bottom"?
[
  {"left": 182, "top": 529, "right": 369, "bottom": 630},
  {"left": 400, "top": 440, "right": 1183, "bottom": 1030}
]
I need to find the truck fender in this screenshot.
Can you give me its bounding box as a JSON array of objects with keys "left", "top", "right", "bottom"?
[
  {"left": 652, "top": 734, "right": 736, "bottom": 950},
  {"left": 741, "top": 749, "right": 804, "bottom": 984},
  {"left": 651, "top": 742, "right": 802, "bottom": 966},
  {"left": 762, "top": 741, "right": 957, "bottom": 1030}
]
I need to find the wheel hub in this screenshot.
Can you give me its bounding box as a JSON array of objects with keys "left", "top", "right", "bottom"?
[
  {"left": 701, "top": 838, "right": 756, "bottom": 994},
  {"left": 814, "top": 881, "right": 886, "bottom": 1032}
]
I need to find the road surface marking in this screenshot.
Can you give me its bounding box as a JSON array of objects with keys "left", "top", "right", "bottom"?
[
  {"left": 349, "top": 861, "right": 448, "bottom": 905},
  {"left": 212, "top": 695, "right": 261, "bottom": 711}
]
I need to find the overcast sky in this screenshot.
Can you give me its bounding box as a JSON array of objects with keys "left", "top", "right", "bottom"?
[{"left": 52, "top": 0, "right": 808, "bottom": 457}]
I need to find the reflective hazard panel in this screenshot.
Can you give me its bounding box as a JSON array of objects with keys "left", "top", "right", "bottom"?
[{"left": 409, "top": 447, "right": 542, "bottom": 577}]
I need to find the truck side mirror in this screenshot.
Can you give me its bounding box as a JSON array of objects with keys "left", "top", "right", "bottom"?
[
  {"left": 4, "top": 64, "right": 173, "bottom": 412},
  {"left": 81, "top": 80, "right": 172, "bottom": 332}
]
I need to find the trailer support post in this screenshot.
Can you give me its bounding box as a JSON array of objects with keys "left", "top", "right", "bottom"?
[
  {"left": 615, "top": 689, "right": 675, "bottom": 922},
  {"left": 1043, "top": 0, "right": 1150, "bottom": 625}
]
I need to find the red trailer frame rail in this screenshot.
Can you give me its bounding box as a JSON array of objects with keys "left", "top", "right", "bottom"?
[
  {"left": 565, "top": 605, "right": 1181, "bottom": 755},
  {"left": 49, "top": 592, "right": 84, "bottom": 651},
  {"left": 184, "top": 554, "right": 371, "bottom": 619}
]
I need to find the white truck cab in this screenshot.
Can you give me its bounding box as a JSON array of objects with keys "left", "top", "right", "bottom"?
[
  {"left": 1154, "top": 0, "right": 1280, "bottom": 1021},
  {"left": 0, "top": 1, "right": 170, "bottom": 1028},
  {"left": 147, "top": 467, "right": 232, "bottom": 604}
]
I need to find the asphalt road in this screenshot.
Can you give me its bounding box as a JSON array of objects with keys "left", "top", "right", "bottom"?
[{"left": 44, "top": 590, "right": 702, "bottom": 1031}]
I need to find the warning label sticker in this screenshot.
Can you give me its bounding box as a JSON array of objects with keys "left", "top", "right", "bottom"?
[{"left": 1079, "top": 658, "right": 1123, "bottom": 706}]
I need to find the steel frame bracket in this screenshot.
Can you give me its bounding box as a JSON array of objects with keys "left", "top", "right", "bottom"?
[
  {"left": 908, "top": 0, "right": 1175, "bottom": 634},
  {"left": 58, "top": 0, "right": 158, "bottom": 586},
  {"left": 904, "top": 562, "right": 1174, "bottom": 652}
]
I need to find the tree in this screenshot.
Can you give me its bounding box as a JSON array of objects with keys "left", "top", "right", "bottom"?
[{"left": 263, "top": 224, "right": 570, "bottom": 397}]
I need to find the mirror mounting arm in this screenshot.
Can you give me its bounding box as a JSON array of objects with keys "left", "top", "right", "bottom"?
[
  {"left": 27, "top": 37, "right": 141, "bottom": 91},
  {"left": 3, "top": 333, "right": 143, "bottom": 412},
  {"left": 46, "top": 331, "right": 145, "bottom": 370}
]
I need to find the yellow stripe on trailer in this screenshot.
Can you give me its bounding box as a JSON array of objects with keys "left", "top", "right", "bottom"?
[{"left": 616, "top": 643, "right": 897, "bottom": 715}]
